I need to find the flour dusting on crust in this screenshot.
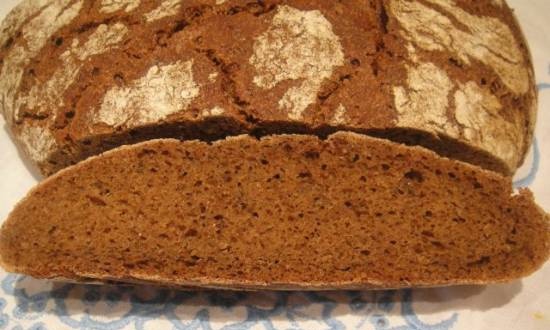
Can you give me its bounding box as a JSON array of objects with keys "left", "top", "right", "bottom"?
[
  {"left": 454, "top": 81, "right": 522, "bottom": 168},
  {"left": 0, "top": 0, "right": 83, "bottom": 125},
  {"left": 250, "top": 5, "right": 344, "bottom": 120},
  {"left": 94, "top": 61, "right": 200, "bottom": 128},
  {"left": 393, "top": 62, "right": 457, "bottom": 136},
  {"left": 100, "top": 0, "right": 140, "bottom": 14},
  {"left": 19, "top": 124, "right": 56, "bottom": 163},
  {"left": 330, "top": 104, "right": 348, "bottom": 125},
  {"left": 0, "top": 0, "right": 52, "bottom": 48},
  {"left": 202, "top": 106, "right": 225, "bottom": 117},
  {"left": 389, "top": 0, "right": 529, "bottom": 94},
  {"left": 144, "top": 0, "right": 181, "bottom": 22},
  {"left": 393, "top": 60, "right": 522, "bottom": 169},
  {"left": 20, "top": 23, "right": 128, "bottom": 117}
]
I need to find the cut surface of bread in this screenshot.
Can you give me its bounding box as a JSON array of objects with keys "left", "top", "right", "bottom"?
[
  {"left": 0, "top": 133, "right": 548, "bottom": 290},
  {"left": 0, "top": 0, "right": 537, "bottom": 175}
]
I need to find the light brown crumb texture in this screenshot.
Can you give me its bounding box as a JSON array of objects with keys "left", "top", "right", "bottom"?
[{"left": 0, "top": 133, "right": 548, "bottom": 289}]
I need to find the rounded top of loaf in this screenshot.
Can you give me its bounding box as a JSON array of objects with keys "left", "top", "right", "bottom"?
[{"left": 0, "top": 0, "right": 537, "bottom": 175}]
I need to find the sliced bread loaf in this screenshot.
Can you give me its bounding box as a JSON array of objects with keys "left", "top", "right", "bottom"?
[
  {"left": 0, "top": 0, "right": 537, "bottom": 176},
  {"left": 0, "top": 132, "right": 548, "bottom": 289}
]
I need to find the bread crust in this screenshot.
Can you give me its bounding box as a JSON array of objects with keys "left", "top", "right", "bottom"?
[{"left": 0, "top": 0, "right": 537, "bottom": 176}]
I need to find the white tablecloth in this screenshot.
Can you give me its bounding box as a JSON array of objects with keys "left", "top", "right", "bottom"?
[{"left": 0, "top": 1, "right": 548, "bottom": 329}]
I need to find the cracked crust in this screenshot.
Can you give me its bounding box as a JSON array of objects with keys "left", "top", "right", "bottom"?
[{"left": 0, "top": 0, "right": 537, "bottom": 176}]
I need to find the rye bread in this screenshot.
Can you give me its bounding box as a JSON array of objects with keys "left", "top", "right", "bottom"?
[
  {"left": 0, "top": 132, "right": 548, "bottom": 290},
  {"left": 0, "top": 0, "right": 537, "bottom": 176}
]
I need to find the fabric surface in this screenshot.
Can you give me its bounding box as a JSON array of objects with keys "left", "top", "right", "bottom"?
[{"left": 0, "top": 0, "right": 548, "bottom": 329}]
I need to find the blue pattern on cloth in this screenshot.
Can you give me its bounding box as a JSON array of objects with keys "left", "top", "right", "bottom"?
[{"left": 0, "top": 275, "right": 458, "bottom": 330}]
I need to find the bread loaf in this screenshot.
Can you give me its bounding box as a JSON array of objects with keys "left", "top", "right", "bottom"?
[
  {"left": 0, "top": 0, "right": 537, "bottom": 176},
  {"left": 1, "top": 132, "right": 548, "bottom": 289}
]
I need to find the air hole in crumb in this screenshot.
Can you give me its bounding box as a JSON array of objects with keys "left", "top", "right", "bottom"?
[
  {"left": 431, "top": 241, "right": 444, "bottom": 248},
  {"left": 350, "top": 58, "right": 361, "bottom": 66},
  {"left": 185, "top": 258, "right": 199, "bottom": 267},
  {"left": 260, "top": 159, "right": 269, "bottom": 165},
  {"left": 371, "top": 59, "right": 379, "bottom": 76},
  {"left": 87, "top": 195, "right": 106, "bottom": 206},
  {"left": 424, "top": 210, "right": 433, "bottom": 217},
  {"left": 214, "top": 215, "right": 224, "bottom": 221},
  {"left": 404, "top": 170, "right": 424, "bottom": 183},
  {"left": 54, "top": 37, "right": 63, "bottom": 46},
  {"left": 382, "top": 164, "right": 390, "bottom": 171},
  {"left": 361, "top": 250, "right": 370, "bottom": 256},
  {"left": 448, "top": 172, "right": 456, "bottom": 179},
  {"left": 421, "top": 230, "right": 434, "bottom": 238},
  {"left": 467, "top": 256, "right": 491, "bottom": 266},
  {"left": 298, "top": 171, "right": 312, "bottom": 179},
  {"left": 137, "top": 149, "right": 156, "bottom": 157},
  {"left": 304, "top": 150, "right": 320, "bottom": 159},
  {"left": 452, "top": 217, "right": 466, "bottom": 223},
  {"left": 185, "top": 229, "right": 198, "bottom": 237},
  {"left": 359, "top": 176, "right": 366, "bottom": 182},
  {"left": 352, "top": 154, "right": 360, "bottom": 162}
]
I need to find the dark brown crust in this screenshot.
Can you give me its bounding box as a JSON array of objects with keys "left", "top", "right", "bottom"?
[
  {"left": 0, "top": 0, "right": 537, "bottom": 176},
  {"left": 1, "top": 133, "right": 548, "bottom": 290}
]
